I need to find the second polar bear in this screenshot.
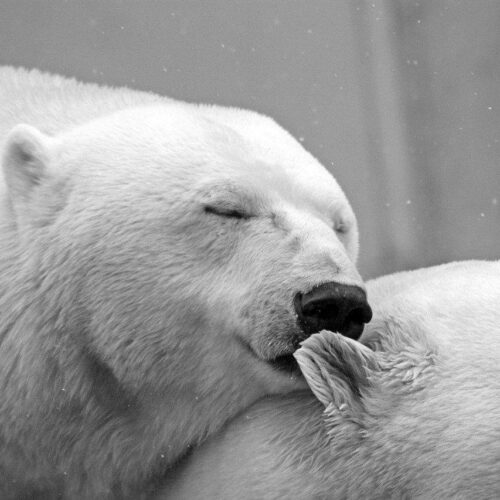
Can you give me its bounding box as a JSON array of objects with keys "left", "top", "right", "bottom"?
[
  {"left": 0, "top": 67, "right": 370, "bottom": 498},
  {"left": 162, "top": 261, "right": 500, "bottom": 499}
]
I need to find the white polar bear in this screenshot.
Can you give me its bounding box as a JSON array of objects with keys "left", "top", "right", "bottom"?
[
  {"left": 161, "top": 260, "right": 500, "bottom": 499},
  {"left": 0, "top": 67, "right": 369, "bottom": 499}
]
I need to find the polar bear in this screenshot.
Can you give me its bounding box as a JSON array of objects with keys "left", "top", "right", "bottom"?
[
  {"left": 0, "top": 67, "right": 370, "bottom": 499},
  {"left": 161, "top": 261, "right": 500, "bottom": 499}
]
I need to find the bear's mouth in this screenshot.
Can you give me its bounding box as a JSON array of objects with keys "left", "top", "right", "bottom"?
[
  {"left": 236, "top": 336, "right": 302, "bottom": 376},
  {"left": 267, "top": 352, "right": 300, "bottom": 374}
]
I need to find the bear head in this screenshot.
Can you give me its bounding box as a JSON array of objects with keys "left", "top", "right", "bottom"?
[{"left": 1, "top": 104, "right": 369, "bottom": 476}]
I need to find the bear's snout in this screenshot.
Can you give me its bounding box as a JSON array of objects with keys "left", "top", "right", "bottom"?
[{"left": 294, "top": 283, "right": 372, "bottom": 340}]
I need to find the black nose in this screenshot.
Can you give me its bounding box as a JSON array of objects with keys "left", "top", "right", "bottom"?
[{"left": 294, "top": 282, "right": 372, "bottom": 340}]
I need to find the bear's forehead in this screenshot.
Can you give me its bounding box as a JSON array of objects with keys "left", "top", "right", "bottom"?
[
  {"left": 187, "top": 113, "right": 349, "bottom": 213},
  {"left": 193, "top": 105, "right": 350, "bottom": 206},
  {"left": 59, "top": 104, "right": 350, "bottom": 215},
  {"left": 63, "top": 103, "right": 324, "bottom": 174}
]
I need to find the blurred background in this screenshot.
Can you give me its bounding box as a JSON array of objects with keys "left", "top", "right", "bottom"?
[{"left": 1, "top": 0, "right": 499, "bottom": 279}]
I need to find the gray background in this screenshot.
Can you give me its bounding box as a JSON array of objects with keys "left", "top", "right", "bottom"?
[{"left": 2, "top": 0, "right": 500, "bottom": 279}]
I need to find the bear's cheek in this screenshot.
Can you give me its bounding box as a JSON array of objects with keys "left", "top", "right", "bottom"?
[{"left": 197, "top": 231, "right": 302, "bottom": 358}]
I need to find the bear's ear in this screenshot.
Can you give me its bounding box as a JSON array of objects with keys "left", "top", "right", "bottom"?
[
  {"left": 2, "top": 124, "right": 52, "bottom": 204},
  {"left": 295, "top": 331, "right": 380, "bottom": 427}
]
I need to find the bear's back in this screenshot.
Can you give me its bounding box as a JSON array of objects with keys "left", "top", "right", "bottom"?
[{"left": 0, "top": 66, "right": 167, "bottom": 142}]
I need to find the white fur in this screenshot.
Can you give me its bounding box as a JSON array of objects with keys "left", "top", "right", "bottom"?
[
  {"left": 0, "top": 67, "right": 362, "bottom": 498},
  {"left": 161, "top": 261, "right": 500, "bottom": 499}
]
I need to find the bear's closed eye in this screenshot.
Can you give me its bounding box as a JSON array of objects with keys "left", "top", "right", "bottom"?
[{"left": 204, "top": 204, "right": 249, "bottom": 219}]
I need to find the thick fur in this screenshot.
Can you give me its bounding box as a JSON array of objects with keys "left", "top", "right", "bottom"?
[
  {"left": 162, "top": 261, "right": 500, "bottom": 499},
  {"left": 0, "top": 67, "right": 363, "bottom": 498}
]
